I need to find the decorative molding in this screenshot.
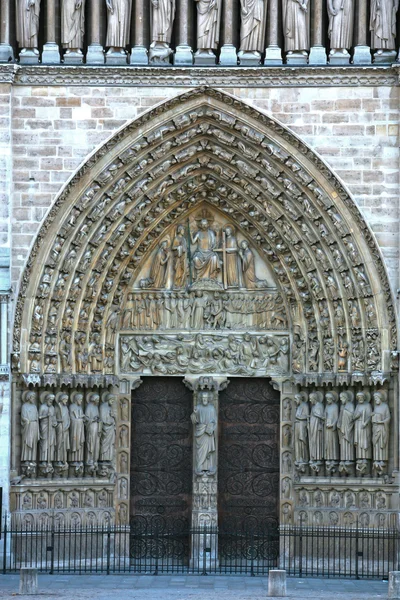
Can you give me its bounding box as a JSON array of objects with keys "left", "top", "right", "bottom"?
[{"left": 0, "top": 64, "right": 397, "bottom": 87}]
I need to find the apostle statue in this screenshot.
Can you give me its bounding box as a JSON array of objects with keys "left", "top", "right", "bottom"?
[
  {"left": 21, "top": 391, "right": 39, "bottom": 464},
  {"left": 370, "top": 0, "right": 398, "bottom": 53},
  {"left": 283, "top": 0, "right": 309, "bottom": 56},
  {"left": 324, "top": 391, "right": 339, "bottom": 473},
  {"left": 191, "top": 390, "right": 217, "bottom": 475},
  {"left": 294, "top": 392, "right": 309, "bottom": 471},
  {"left": 100, "top": 393, "right": 116, "bottom": 462},
  {"left": 353, "top": 391, "right": 372, "bottom": 475},
  {"left": 140, "top": 240, "right": 169, "bottom": 288},
  {"left": 238, "top": 0, "right": 267, "bottom": 60},
  {"left": 327, "top": 0, "right": 354, "bottom": 57},
  {"left": 172, "top": 224, "right": 188, "bottom": 288},
  {"left": 194, "top": 0, "right": 221, "bottom": 59},
  {"left": 224, "top": 226, "right": 240, "bottom": 287},
  {"left": 61, "top": 0, "right": 86, "bottom": 55},
  {"left": 337, "top": 390, "right": 355, "bottom": 473},
  {"left": 191, "top": 218, "right": 221, "bottom": 281},
  {"left": 38, "top": 393, "right": 57, "bottom": 464},
  {"left": 239, "top": 240, "right": 266, "bottom": 289},
  {"left": 16, "top": 0, "right": 41, "bottom": 54},
  {"left": 308, "top": 391, "right": 324, "bottom": 472},
  {"left": 84, "top": 392, "right": 101, "bottom": 467},
  {"left": 371, "top": 390, "right": 391, "bottom": 474},
  {"left": 150, "top": 0, "right": 176, "bottom": 63},
  {"left": 55, "top": 393, "right": 71, "bottom": 465},
  {"left": 105, "top": 0, "right": 132, "bottom": 53},
  {"left": 69, "top": 392, "right": 85, "bottom": 463}
]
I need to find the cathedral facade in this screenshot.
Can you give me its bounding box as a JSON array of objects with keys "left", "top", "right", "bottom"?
[{"left": 0, "top": 0, "right": 399, "bottom": 568}]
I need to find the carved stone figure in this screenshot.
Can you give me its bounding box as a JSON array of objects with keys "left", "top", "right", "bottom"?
[
  {"left": 191, "top": 219, "right": 221, "bottom": 281},
  {"left": 140, "top": 241, "right": 169, "bottom": 288},
  {"left": 150, "top": 0, "right": 176, "bottom": 63},
  {"left": 55, "top": 393, "right": 71, "bottom": 465},
  {"left": 239, "top": 0, "right": 267, "bottom": 57},
  {"left": 327, "top": 0, "right": 354, "bottom": 55},
  {"left": 195, "top": 0, "right": 221, "bottom": 56},
  {"left": 100, "top": 393, "right": 116, "bottom": 462},
  {"left": 239, "top": 240, "right": 266, "bottom": 288},
  {"left": 106, "top": 0, "right": 132, "bottom": 50},
  {"left": 308, "top": 391, "right": 324, "bottom": 472},
  {"left": 224, "top": 226, "right": 240, "bottom": 287},
  {"left": 370, "top": 0, "right": 398, "bottom": 51},
  {"left": 85, "top": 392, "right": 101, "bottom": 467},
  {"left": 353, "top": 391, "right": 372, "bottom": 475},
  {"left": 16, "top": 0, "right": 41, "bottom": 51},
  {"left": 283, "top": 0, "right": 309, "bottom": 54},
  {"left": 21, "top": 391, "right": 39, "bottom": 464},
  {"left": 39, "top": 393, "right": 56, "bottom": 464},
  {"left": 324, "top": 391, "right": 339, "bottom": 472},
  {"left": 172, "top": 224, "right": 188, "bottom": 288},
  {"left": 337, "top": 390, "right": 354, "bottom": 472},
  {"left": 69, "top": 392, "right": 85, "bottom": 463},
  {"left": 61, "top": 0, "right": 85, "bottom": 53},
  {"left": 371, "top": 390, "right": 391, "bottom": 474},
  {"left": 294, "top": 392, "right": 309, "bottom": 471},
  {"left": 191, "top": 390, "right": 217, "bottom": 475}
]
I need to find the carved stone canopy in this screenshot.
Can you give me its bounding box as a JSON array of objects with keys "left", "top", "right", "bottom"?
[{"left": 12, "top": 88, "right": 396, "bottom": 384}]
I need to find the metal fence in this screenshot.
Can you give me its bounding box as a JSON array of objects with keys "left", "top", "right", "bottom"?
[{"left": 1, "top": 520, "right": 399, "bottom": 578}]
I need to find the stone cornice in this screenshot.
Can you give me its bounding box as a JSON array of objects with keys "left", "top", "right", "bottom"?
[{"left": 0, "top": 63, "right": 398, "bottom": 87}]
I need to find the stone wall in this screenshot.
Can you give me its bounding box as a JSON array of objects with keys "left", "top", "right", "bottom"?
[{"left": 9, "top": 83, "right": 399, "bottom": 294}]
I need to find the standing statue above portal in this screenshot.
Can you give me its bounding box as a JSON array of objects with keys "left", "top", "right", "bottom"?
[
  {"left": 105, "top": 0, "right": 132, "bottom": 58},
  {"left": 283, "top": 0, "right": 309, "bottom": 57},
  {"left": 150, "top": 0, "right": 176, "bottom": 63},
  {"left": 195, "top": 0, "right": 221, "bottom": 63},
  {"left": 370, "top": 0, "right": 398, "bottom": 58},
  {"left": 238, "top": 0, "right": 267, "bottom": 63},
  {"left": 327, "top": 0, "right": 354, "bottom": 60},
  {"left": 61, "top": 0, "right": 86, "bottom": 58},
  {"left": 16, "top": 0, "right": 41, "bottom": 56}
]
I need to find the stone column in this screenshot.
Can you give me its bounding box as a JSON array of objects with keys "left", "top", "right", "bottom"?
[
  {"left": 0, "top": 0, "right": 14, "bottom": 62},
  {"left": 264, "top": 0, "right": 282, "bottom": 65},
  {"left": 131, "top": 0, "right": 149, "bottom": 65},
  {"left": 42, "top": 0, "right": 61, "bottom": 64},
  {"left": 308, "top": 0, "right": 326, "bottom": 64},
  {"left": 219, "top": 0, "right": 238, "bottom": 65},
  {"left": 185, "top": 376, "right": 228, "bottom": 570},
  {"left": 174, "top": 0, "right": 194, "bottom": 65},
  {"left": 87, "top": 0, "right": 105, "bottom": 64},
  {"left": 353, "top": 0, "right": 371, "bottom": 64}
]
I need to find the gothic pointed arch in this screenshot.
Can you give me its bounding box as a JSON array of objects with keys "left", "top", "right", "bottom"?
[{"left": 12, "top": 87, "right": 397, "bottom": 388}]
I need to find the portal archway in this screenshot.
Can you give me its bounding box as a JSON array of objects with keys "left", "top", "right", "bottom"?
[{"left": 11, "top": 88, "right": 398, "bottom": 534}]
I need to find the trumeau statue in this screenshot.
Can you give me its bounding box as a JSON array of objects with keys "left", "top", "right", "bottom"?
[
  {"left": 21, "top": 391, "right": 39, "bottom": 464},
  {"left": 195, "top": 0, "right": 221, "bottom": 58},
  {"left": 150, "top": 0, "right": 176, "bottom": 63},
  {"left": 69, "top": 392, "right": 85, "bottom": 463},
  {"left": 191, "top": 390, "right": 217, "bottom": 475},
  {"left": 100, "top": 393, "right": 116, "bottom": 462},
  {"left": 327, "top": 0, "right": 354, "bottom": 56},
  {"left": 283, "top": 0, "right": 309, "bottom": 54},
  {"left": 370, "top": 0, "right": 398, "bottom": 51},
  {"left": 353, "top": 391, "right": 372, "bottom": 475},
  {"left": 371, "top": 390, "right": 391, "bottom": 474},
  {"left": 294, "top": 392, "right": 309, "bottom": 471},
  {"left": 16, "top": 0, "right": 41, "bottom": 52},
  {"left": 61, "top": 0, "right": 86, "bottom": 53},
  {"left": 105, "top": 0, "right": 132, "bottom": 51},
  {"left": 238, "top": 0, "right": 267, "bottom": 59}
]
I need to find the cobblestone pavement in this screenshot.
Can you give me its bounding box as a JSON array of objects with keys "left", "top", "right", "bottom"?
[{"left": 0, "top": 574, "right": 389, "bottom": 599}]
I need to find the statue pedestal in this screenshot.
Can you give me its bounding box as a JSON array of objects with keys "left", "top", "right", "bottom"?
[
  {"left": 353, "top": 45, "right": 372, "bottom": 65},
  {"left": 105, "top": 49, "right": 129, "bottom": 65},
  {"left": 19, "top": 48, "right": 40, "bottom": 65},
  {"left": 286, "top": 51, "right": 308, "bottom": 65},
  {"left": 42, "top": 43, "right": 61, "bottom": 65},
  {"left": 220, "top": 45, "right": 238, "bottom": 66},
  {"left": 149, "top": 43, "right": 173, "bottom": 65},
  {"left": 63, "top": 50, "right": 84, "bottom": 65},
  {"left": 173, "top": 45, "right": 193, "bottom": 66},
  {"left": 373, "top": 49, "right": 396, "bottom": 64},
  {"left": 309, "top": 46, "right": 327, "bottom": 65},
  {"left": 194, "top": 50, "right": 217, "bottom": 66},
  {"left": 328, "top": 49, "right": 351, "bottom": 65},
  {"left": 130, "top": 46, "right": 148, "bottom": 66},
  {"left": 0, "top": 43, "right": 14, "bottom": 63},
  {"left": 238, "top": 50, "right": 260, "bottom": 66},
  {"left": 264, "top": 45, "right": 283, "bottom": 65},
  {"left": 86, "top": 44, "right": 105, "bottom": 65}
]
